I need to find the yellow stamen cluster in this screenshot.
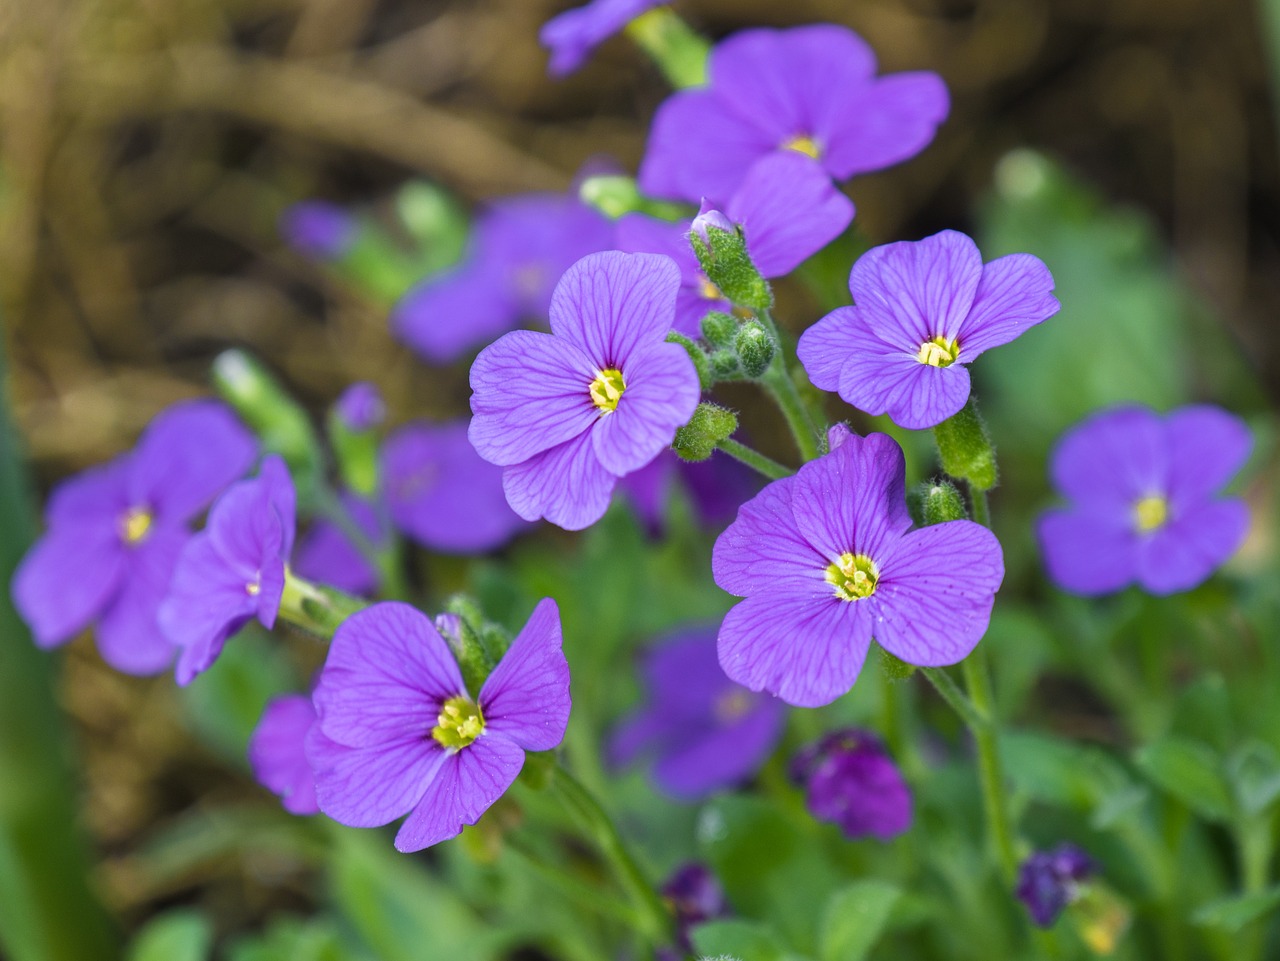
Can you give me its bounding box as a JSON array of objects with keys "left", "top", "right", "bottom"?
[
  {"left": 916, "top": 335, "right": 960, "bottom": 368},
  {"left": 713, "top": 689, "right": 754, "bottom": 724},
  {"left": 589, "top": 367, "right": 626, "bottom": 413},
  {"left": 1133, "top": 495, "right": 1168, "bottom": 534},
  {"left": 782, "top": 134, "right": 822, "bottom": 159},
  {"left": 699, "top": 276, "right": 724, "bottom": 301},
  {"left": 120, "top": 507, "right": 153, "bottom": 545},
  {"left": 825, "top": 552, "right": 879, "bottom": 601},
  {"left": 432, "top": 696, "right": 485, "bottom": 750}
]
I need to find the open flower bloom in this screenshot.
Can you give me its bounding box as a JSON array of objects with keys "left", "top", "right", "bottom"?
[
  {"left": 12, "top": 400, "right": 256, "bottom": 674},
  {"left": 393, "top": 193, "right": 614, "bottom": 364},
  {"left": 713, "top": 431, "right": 1004, "bottom": 707},
  {"left": 159, "top": 455, "right": 296, "bottom": 686},
  {"left": 798, "top": 229, "right": 1060, "bottom": 430},
  {"left": 618, "top": 152, "right": 854, "bottom": 335},
  {"left": 789, "top": 729, "right": 912, "bottom": 840},
  {"left": 308, "top": 599, "right": 570, "bottom": 852},
  {"left": 1037, "top": 405, "right": 1251, "bottom": 595},
  {"left": 639, "top": 25, "right": 949, "bottom": 202},
  {"left": 539, "top": 0, "right": 664, "bottom": 77},
  {"left": 249, "top": 694, "right": 320, "bottom": 816},
  {"left": 609, "top": 628, "right": 785, "bottom": 799},
  {"left": 469, "top": 251, "right": 701, "bottom": 531}
]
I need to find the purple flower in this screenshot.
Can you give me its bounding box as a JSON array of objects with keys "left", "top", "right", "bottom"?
[
  {"left": 11, "top": 400, "right": 255, "bottom": 674},
  {"left": 639, "top": 25, "right": 949, "bottom": 203},
  {"left": 690, "top": 201, "right": 734, "bottom": 244},
  {"left": 469, "top": 251, "right": 701, "bottom": 531},
  {"left": 249, "top": 694, "right": 319, "bottom": 816},
  {"left": 618, "top": 449, "right": 761, "bottom": 533},
  {"left": 308, "top": 598, "right": 570, "bottom": 851},
  {"left": 661, "top": 862, "right": 730, "bottom": 958},
  {"left": 159, "top": 455, "right": 296, "bottom": 686},
  {"left": 713, "top": 431, "right": 1004, "bottom": 707},
  {"left": 1016, "top": 844, "right": 1095, "bottom": 927},
  {"left": 1037, "top": 405, "right": 1251, "bottom": 596},
  {"left": 540, "top": 0, "right": 665, "bottom": 77},
  {"left": 334, "top": 382, "right": 385, "bottom": 432},
  {"left": 789, "top": 729, "right": 912, "bottom": 840},
  {"left": 798, "top": 230, "right": 1059, "bottom": 430},
  {"left": 294, "top": 492, "right": 383, "bottom": 596},
  {"left": 393, "top": 193, "right": 614, "bottom": 363},
  {"left": 280, "top": 201, "right": 357, "bottom": 261},
  {"left": 382, "top": 421, "right": 529, "bottom": 553},
  {"left": 609, "top": 628, "right": 785, "bottom": 800},
  {"left": 619, "top": 152, "right": 854, "bottom": 336}
]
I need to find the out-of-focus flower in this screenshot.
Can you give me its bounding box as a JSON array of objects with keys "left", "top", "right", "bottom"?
[
  {"left": 1016, "top": 844, "right": 1095, "bottom": 927},
  {"left": 618, "top": 449, "right": 761, "bottom": 533},
  {"left": 540, "top": 0, "right": 666, "bottom": 76},
  {"left": 660, "top": 862, "right": 730, "bottom": 959},
  {"left": 249, "top": 694, "right": 320, "bottom": 815},
  {"left": 280, "top": 200, "right": 358, "bottom": 261},
  {"left": 789, "top": 729, "right": 912, "bottom": 840},
  {"left": 293, "top": 492, "right": 383, "bottom": 596},
  {"left": 334, "top": 382, "right": 386, "bottom": 433}
]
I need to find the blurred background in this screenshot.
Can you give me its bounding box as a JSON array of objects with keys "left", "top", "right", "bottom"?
[{"left": 2, "top": 0, "right": 1279, "bottom": 954}]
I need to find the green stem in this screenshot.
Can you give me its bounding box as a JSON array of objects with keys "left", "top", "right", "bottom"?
[
  {"left": 624, "top": 8, "right": 709, "bottom": 88},
  {"left": 716, "top": 438, "right": 793, "bottom": 480},
  {"left": 920, "top": 667, "right": 986, "bottom": 733},
  {"left": 315, "top": 486, "right": 409, "bottom": 600},
  {"left": 969, "top": 485, "right": 992, "bottom": 528},
  {"left": 963, "top": 648, "right": 1019, "bottom": 883},
  {"left": 1241, "top": 813, "right": 1273, "bottom": 895},
  {"left": 758, "top": 339, "right": 821, "bottom": 462},
  {"left": 277, "top": 570, "right": 368, "bottom": 639},
  {"left": 551, "top": 766, "right": 672, "bottom": 943},
  {"left": 505, "top": 837, "right": 645, "bottom": 929}
]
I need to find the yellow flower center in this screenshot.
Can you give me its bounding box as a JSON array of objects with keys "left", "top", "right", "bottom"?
[
  {"left": 782, "top": 134, "right": 822, "bottom": 159},
  {"left": 917, "top": 335, "right": 960, "bottom": 368},
  {"left": 1133, "top": 495, "right": 1168, "bottom": 533},
  {"left": 699, "top": 276, "right": 724, "bottom": 301},
  {"left": 713, "top": 689, "right": 754, "bottom": 724},
  {"left": 825, "top": 552, "right": 879, "bottom": 601},
  {"left": 432, "top": 696, "right": 485, "bottom": 750},
  {"left": 589, "top": 367, "right": 626, "bottom": 413},
  {"left": 120, "top": 507, "right": 153, "bottom": 545},
  {"left": 245, "top": 580, "right": 261, "bottom": 597}
]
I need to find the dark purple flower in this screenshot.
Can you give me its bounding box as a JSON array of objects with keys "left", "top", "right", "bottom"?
[
  {"left": 618, "top": 152, "right": 854, "bottom": 335},
  {"left": 610, "top": 628, "right": 785, "bottom": 800},
  {"left": 308, "top": 598, "right": 570, "bottom": 851},
  {"left": 469, "top": 251, "right": 701, "bottom": 531},
  {"left": 789, "top": 729, "right": 912, "bottom": 840},
  {"left": 334, "top": 382, "right": 385, "bottom": 433},
  {"left": 713, "top": 431, "right": 1004, "bottom": 707},
  {"left": 798, "top": 230, "right": 1059, "bottom": 430},
  {"left": 540, "top": 0, "right": 665, "bottom": 77},
  {"left": 11, "top": 400, "right": 256, "bottom": 674},
  {"left": 382, "top": 420, "right": 529, "bottom": 553},
  {"left": 280, "top": 201, "right": 357, "bottom": 261},
  {"left": 639, "top": 25, "right": 949, "bottom": 202},
  {"left": 294, "top": 492, "right": 383, "bottom": 596},
  {"left": 1016, "top": 844, "right": 1095, "bottom": 927},
  {"left": 1037, "top": 405, "right": 1251, "bottom": 596},
  {"left": 618, "top": 449, "right": 761, "bottom": 533},
  {"left": 662, "top": 862, "right": 730, "bottom": 957},
  {"left": 249, "top": 694, "right": 319, "bottom": 815},
  {"left": 159, "top": 455, "right": 296, "bottom": 686},
  {"left": 393, "top": 193, "right": 614, "bottom": 363}
]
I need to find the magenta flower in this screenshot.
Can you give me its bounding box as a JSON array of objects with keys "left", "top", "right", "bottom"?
[
  {"left": 393, "top": 193, "right": 613, "bottom": 363},
  {"left": 308, "top": 599, "right": 570, "bottom": 852},
  {"left": 639, "top": 25, "right": 949, "bottom": 202},
  {"left": 1016, "top": 844, "right": 1095, "bottom": 927},
  {"left": 382, "top": 421, "right": 529, "bottom": 553},
  {"left": 789, "top": 729, "right": 912, "bottom": 840},
  {"left": 1037, "top": 405, "right": 1251, "bottom": 596},
  {"left": 11, "top": 400, "right": 255, "bottom": 674},
  {"left": 280, "top": 201, "right": 357, "bottom": 261},
  {"left": 609, "top": 628, "right": 785, "bottom": 800},
  {"left": 540, "top": 0, "right": 664, "bottom": 77},
  {"left": 713, "top": 431, "right": 1004, "bottom": 707},
  {"left": 249, "top": 694, "right": 320, "bottom": 816},
  {"left": 469, "top": 251, "right": 700, "bottom": 531},
  {"left": 798, "top": 230, "right": 1059, "bottom": 430},
  {"left": 159, "top": 455, "right": 296, "bottom": 686},
  {"left": 618, "top": 152, "right": 854, "bottom": 335},
  {"left": 294, "top": 492, "right": 383, "bottom": 596}
]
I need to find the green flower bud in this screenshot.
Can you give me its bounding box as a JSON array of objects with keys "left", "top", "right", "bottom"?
[
  {"left": 933, "top": 399, "right": 998, "bottom": 491},
  {"left": 578, "top": 175, "right": 686, "bottom": 222},
  {"left": 690, "top": 218, "right": 772, "bottom": 314},
  {"left": 708, "top": 349, "right": 742, "bottom": 380},
  {"left": 665, "top": 331, "right": 713, "bottom": 391},
  {"left": 735, "top": 320, "right": 776, "bottom": 379},
  {"left": 624, "top": 8, "right": 710, "bottom": 89},
  {"left": 700, "top": 311, "right": 737, "bottom": 349},
  {"left": 917, "top": 479, "right": 969, "bottom": 526},
  {"left": 673, "top": 402, "right": 738, "bottom": 462}
]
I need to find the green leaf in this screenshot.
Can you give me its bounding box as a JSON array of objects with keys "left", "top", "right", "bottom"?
[
  {"left": 691, "top": 920, "right": 787, "bottom": 961},
  {"left": 1134, "top": 737, "right": 1233, "bottom": 822},
  {"left": 818, "top": 880, "right": 902, "bottom": 961},
  {"left": 1228, "top": 741, "right": 1280, "bottom": 816},
  {"left": 1192, "top": 887, "right": 1280, "bottom": 932},
  {"left": 126, "top": 911, "right": 212, "bottom": 961}
]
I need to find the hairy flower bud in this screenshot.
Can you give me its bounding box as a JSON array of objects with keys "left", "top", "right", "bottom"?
[
  {"left": 690, "top": 219, "right": 772, "bottom": 313},
  {"left": 673, "top": 403, "right": 738, "bottom": 462},
  {"left": 700, "top": 311, "right": 737, "bottom": 349},
  {"left": 734, "top": 320, "right": 776, "bottom": 378},
  {"left": 933, "top": 398, "right": 998, "bottom": 491},
  {"left": 665, "top": 331, "right": 714, "bottom": 390}
]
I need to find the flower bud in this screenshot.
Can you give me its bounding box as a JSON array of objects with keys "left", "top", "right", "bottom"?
[
  {"left": 625, "top": 7, "right": 710, "bottom": 89},
  {"left": 689, "top": 217, "right": 772, "bottom": 313},
  {"left": 1015, "top": 844, "right": 1095, "bottom": 928},
  {"left": 826, "top": 423, "right": 853, "bottom": 452},
  {"left": 673, "top": 403, "right": 738, "bottom": 462},
  {"left": 690, "top": 200, "right": 735, "bottom": 245},
  {"left": 915, "top": 479, "right": 968, "bottom": 526},
  {"left": 665, "top": 331, "right": 713, "bottom": 391},
  {"left": 279, "top": 201, "right": 357, "bottom": 261},
  {"left": 700, "top": 311, "right": 737, "bottom": 349},
  {"left": 709, "top": 349, "right": 742, "bottom": 380},
  {"left": 933, "top": 398, "right": 998, "bottom": 491},
  {"left": 578, "top": 175, "right": 687, "bottom": 222},
  {"left": 734, "top": 320, "right": 776, "bottom": 379},
  {"left": 335, "top": 382, "right": 385, "bottom": 433},
  {"left": 662, "top": 862, "right": 729, "bottom": 955},
  {"left": 439, "top": 598, "right": 497, "bottom": 697}
]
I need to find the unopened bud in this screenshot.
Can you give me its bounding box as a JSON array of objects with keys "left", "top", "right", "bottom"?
[
  {"left": 329, "top": 383, "right": 385, "bottom": 497},
  {"left": 933, "top": 399, "right": 998, "bottom": 491},
  {"left": 917, "top": 479, "right": 968, "bottom": 526},
  {"left": 734, "top": 320, "right": 776, "bottom": 378},
  {"left": 279, "top": 201, "right": 356, "bottom": 261},
  {"left": 690, "top": 219, "right": 772, "bottom": 314},
  {"left": 665, "top": 331, "right": 713, "bottom": 391},
  {"left": 690, "top": 200, "right": 734, "bottom": 245},
  {"left": 673, "top": 403, "right": 738, "bottom": 461},
  {"left": 700, "top": 311, "right": 737, "bottom": 349}
]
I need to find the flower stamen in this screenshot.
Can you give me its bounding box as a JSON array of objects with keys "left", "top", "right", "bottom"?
[
  {"left": 432, "top": 696, "right": 485, "bottom": 750},
  {"left": 1133, "top": 495, "right": 1168, "bottom": 534},
  {"left": 916, "top": 336, "right": 960, "bottom": 368},
  {"left": 782, "top": 134, "right": 822, "bottom": 159},
  {"left": 589, "top": 367, "right": 627, "bottom": 413},
  {"left": 120, "top": 507, "right": 153, "bottom": 545},
  {"left": 825, "top": 552, "right": 879, "bottom": 601}
]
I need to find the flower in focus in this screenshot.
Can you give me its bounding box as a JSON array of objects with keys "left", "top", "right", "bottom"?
[
  {"left": 789, "top": 729, "right": 912, "bottom": 840},
  {"left": 1037, "top": 405, "right": 1251, "bottom": 595},
  {"left": 639, "top": 25, "right": 949, "bottom": 202},
  {"left": 249, "top": 694, "right": 319, "bottom": 816},
  {"left": 540, "top": 0, "right": 665, "bottom": 77},
  {"left": 618, "top": 152, "right": 854, "bottom": 334},
  {"left": 1016, "top": 844, "right": 1095, "bottom": 927},
  {"left": 383, "top": 420, "right": 529, "bottom": 553},
  {"left": 609, "top": 628, "right": 785, "bottom": 799},
  {"left": 469, "top": 251, "right": 701, "bottom": 531},
  {"left": 12, "top": 400, "right": 256, "bottom": 674},
  {"left": 393, "top": 193, "right": 614, "bottom": 363},
  {"left": 293, "top": 492, "right": 384, "bottom": 596},
  {"left": 308, "top": 599, "right": 570, "bottom": 852},
  {"left": 713, "top": 431, "right": 1004, "bottom": 706},
  {"left": 798, "top": 230, "right": 1059, "bottom": 430},
  {"left": 159, "top": 455, "right": 296, "bottom": 686},
  {"left": 279, "top": 200, "right": 357, "bottom": 261}
]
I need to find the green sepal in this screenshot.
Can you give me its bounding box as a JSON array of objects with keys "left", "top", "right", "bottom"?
[
  {"left": 700, "top": 311, "right": 738, "bottom": 349},
  {"left": 691, "top": 228, "right": 772, "bottom": 313},
  {"left": 665, "top": 331, "right": 714, "bottom": 390},
  {"left": 912, "top": 479, "right": 969, "bottom": 526},
  {"left": 673, "top": 403, "right": 739, "bottom": 461},
  {"left": 624, "top": 8, "right": 710, "bottom": 89},
  {"left": 327, "top": 413, "right": 380, "bottom": 498},
  {"left": 734, "top": 320, "right": 776, "bottom": 379},
  {"left": 441, "top": 596, "right": 499, "bottom": 698},
  {"left": 878, "top": 645, "right": 917, "bottom": 682},
  {"left": 710, "top": 349, "right": 743, "bottom": 380},
  {"left": 932, "top": 399, "right": 998, "bottom": 491},
  {"left": 578, "top": 175, "right": 688, "bottom": 222}
]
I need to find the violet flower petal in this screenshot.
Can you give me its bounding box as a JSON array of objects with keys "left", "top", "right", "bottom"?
[
  {"left": 249, "top": 695, "right": 320, "bottom": 815},
  {"left": 1136, "top": 499, "right": 1250, "bottom": 595},
  {"left": 308, "top": 725, "right": 448, "bottom": 829},
  {"left": 12, "top": 524, "right": 125, "bottom": 649},
  {"left": 590, "top": 343, "right": 702, "bottom": 476},
  {"left": 479, "top": 598, "right": 571, "bottom": 752},
  {"left": 501, "top": 430, "right": 617, "bottom": 531}
]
